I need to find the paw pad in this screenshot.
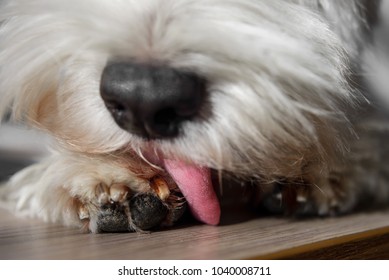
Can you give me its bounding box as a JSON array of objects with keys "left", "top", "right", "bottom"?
[
  {"left": 130, "top": 193, "right": 169, "bottom": 230},
  {"left": 80, "top": 176, "right": 187, "bottom": 233}
]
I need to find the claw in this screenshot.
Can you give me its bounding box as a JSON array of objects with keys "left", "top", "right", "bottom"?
[
  {"left": 296, "top": 194, "right": 307, "bottom": 203},
  {"left": 109, "top": 184, "right": 130, "bottom": 203},
  {"left": 78, "top": 205, "right": 89, "bottom": 220},
  {"left": 150, "top": 177, "right": 170, "bottom": 201},
  {"left": 274, "top": 192, "right": 282, "bottom": 201},
  {"left": 96, "top": 183, "right": 110, "bottom": 205}
]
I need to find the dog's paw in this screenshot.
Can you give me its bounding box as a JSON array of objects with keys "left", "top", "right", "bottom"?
[
  {"left": 257, "top": 174, "right": 356, "bottom": 217},
  {"left": 77, "top": 177, "right": 187, "bottom": 233}
]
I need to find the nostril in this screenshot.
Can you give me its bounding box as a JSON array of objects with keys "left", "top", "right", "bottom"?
[
  {"left": 105, "top": 101, "right": 126, "bottom": 117},
  {"left": 155, "top": 108, "right": 178, "bottom": 126},
  {"left": 150, "top": 108, "right": 181, "bottom": 137}
]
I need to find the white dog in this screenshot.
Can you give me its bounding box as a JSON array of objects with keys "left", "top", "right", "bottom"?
[{"left": 1, "top": 0, "right": 389, "bottom": 233}]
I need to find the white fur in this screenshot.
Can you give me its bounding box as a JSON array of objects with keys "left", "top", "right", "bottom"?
[
  {"left": 0, "top": 0, "right": 353, "bottom": 170},
  {"left": 0, "top": 0, "right": 388, "bottom": 230}
]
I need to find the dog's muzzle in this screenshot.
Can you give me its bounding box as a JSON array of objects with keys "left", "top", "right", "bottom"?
[{"left": 100, "top": 61, "right": 207, "bottom": 139}]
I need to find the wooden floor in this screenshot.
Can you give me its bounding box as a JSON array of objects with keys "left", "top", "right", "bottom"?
[{"left": 1, "top": 206, "right": 389, "bottom": 259}]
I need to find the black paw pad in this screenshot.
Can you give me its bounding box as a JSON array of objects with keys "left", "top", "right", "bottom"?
[
  {"left": 96, "top": 204, "right": 129, "bottom": 233},
  {"left": 130, "top": 193, "right": 169, "bottom": 230}
]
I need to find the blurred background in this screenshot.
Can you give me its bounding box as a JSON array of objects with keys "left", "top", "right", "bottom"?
[{"left": 0, "top": 122, "right": 50, "bottom": 182}]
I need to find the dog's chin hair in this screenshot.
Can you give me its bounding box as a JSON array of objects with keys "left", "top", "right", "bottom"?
[{"left": 0, "top": 0, "right": 359, "bottom": 182}]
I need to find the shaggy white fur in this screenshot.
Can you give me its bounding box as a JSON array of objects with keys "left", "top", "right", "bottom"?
[{"left": 0, "top": 0, "right": 388, "bottom": 232}]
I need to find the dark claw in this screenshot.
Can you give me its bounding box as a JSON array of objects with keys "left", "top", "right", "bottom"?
[
  {"left": 260, "top": 184, "right": 284, "bottom": 214},
  {"left": 130, "top": 193, "right": 169, "bottom": 230}
]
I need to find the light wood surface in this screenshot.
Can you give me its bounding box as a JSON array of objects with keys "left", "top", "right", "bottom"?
[{"left": 1, "top": 207, "right": 389, "bottom": 259}]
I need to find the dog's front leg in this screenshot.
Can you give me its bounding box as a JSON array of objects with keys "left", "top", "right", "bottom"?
[{"left": 0, "top": 152, "right": 186, "bottom": 233}]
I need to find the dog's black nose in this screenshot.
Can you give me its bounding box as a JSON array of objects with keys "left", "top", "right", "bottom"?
[{"left": 100, "top": 61, "right": 207, "bottom": 139}]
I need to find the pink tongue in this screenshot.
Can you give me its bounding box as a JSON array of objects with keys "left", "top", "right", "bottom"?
[{"left": 163, "top": 159, "right": 220, "bottom": 225}]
